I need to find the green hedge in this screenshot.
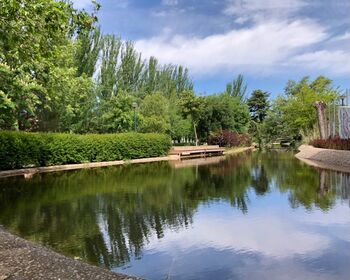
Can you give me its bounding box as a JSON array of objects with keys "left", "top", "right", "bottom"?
[{"left": 0, "top": 131, "right": 171, "bottom": 170}]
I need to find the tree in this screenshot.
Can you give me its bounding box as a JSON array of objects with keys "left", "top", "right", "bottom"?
[
  {"left": 247, "top": 90, "right": 270, "bottom": 123},
  {"left": 97, "top": 35, "right": 121, "bottom": 99},
  {"left": 260, "top": 76, "right": 339, "bottom": 143},
  {"left": 198, "top": 94, "right": 250, "bottom": 141},
  {"left": 225, "top": 74, "right": 247, "bottom": 101},
  {"left": 170, "top": 116, "right": 193, "bottom": 142},
  {"left": 74, "top": 27, "right": 103, "bottom": 77},
  {"left": 94, "top": 92, "right": 134, "bottom": 133},
  {"left": 0, "top": 0, "right": 97, "bottom": 130},
  {"left": 139, "top": 93, "right": 170, "bottom": 133},
  {"left": 279, "top": 76, "right": 338, "bottom": 137},
  {"left": 260, "top": 97, "right": 297, "bottom": 143},
  {"left": 178, "top": 91, "right": 205, "bottom": 145}
]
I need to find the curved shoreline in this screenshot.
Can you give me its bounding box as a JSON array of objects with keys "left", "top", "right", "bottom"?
[{"left": 296, "top": 145, "right": 350, "bottom": 173}]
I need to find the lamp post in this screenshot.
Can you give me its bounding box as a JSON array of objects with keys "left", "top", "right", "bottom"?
[
  {"left": 340, "top": 94, "right": 346, "bottom": 106},
  {"left": 132, "top": 102, "right": 137, "bottom": 131}
]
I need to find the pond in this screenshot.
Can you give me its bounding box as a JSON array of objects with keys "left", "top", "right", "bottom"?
[{"left": 0, "top": 151, "right": 349, "bottom": 280}]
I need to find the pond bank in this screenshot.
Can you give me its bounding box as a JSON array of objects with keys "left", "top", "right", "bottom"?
[
  {"left": 0, "top": 147, "right": 254, "bottom": 178},
  {"left": 296, "top": 145, "right": 350, "bottom": 173},
  {"left": 0, "top": 227, "right": 141, "bottom": 280}
]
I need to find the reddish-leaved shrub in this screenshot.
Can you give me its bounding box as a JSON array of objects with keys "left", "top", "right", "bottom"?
[
  {"left": 207, "top": 130, "right": 251, "bottom": 147},
  {"left": 310, "top": 136, "right": 350, "bottom": 151}
]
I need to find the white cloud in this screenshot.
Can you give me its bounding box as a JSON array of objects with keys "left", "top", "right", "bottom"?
[
  {"left": 162, "top": 0, "right": 179, "bottom": 6},
  {"left": 224, "top": 0, "right": 307, "bottom": 21},
  {"left": 135, "top": 19, "right": 327, "bottom": 75},
  {"left": 292, "top": 50, "right": 350, "bottom": 75}
]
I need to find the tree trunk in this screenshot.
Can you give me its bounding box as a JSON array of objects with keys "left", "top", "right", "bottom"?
[
  {"left": 314, "top": 101, "right": 328, "bottom": 139},
  {"left": 193, "top": 122, "right": 198, "bottom": 146}
]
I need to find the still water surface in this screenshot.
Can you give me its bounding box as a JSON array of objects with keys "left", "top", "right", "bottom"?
[{"left": 0, "top": 151, "right": 350, "bottom": 280}]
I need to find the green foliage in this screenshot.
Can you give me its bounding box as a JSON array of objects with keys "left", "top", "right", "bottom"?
[
  {"left": 140, "top": 93, "right": 168, "bottom": 118},
  {"left": 177, "top": 90, "right": 206, "bottom": 144},
  {"left": 176, "top": 90, "right": 250, "bottom": 143},
  {"left": 94, "top": 93, "right": 135, "bottom": 133},
  {"left": 140, "top": 116, "right": 170, "bottom": 134},
  {"left": 225, "top": 74, "right": 247, "bottom": 101},
  {"left": 195, "top": 94, "right": 250, "bottom": 142},
  {"left": 262, "top": 76, "right": 338, "bottom": 143},
  {"left": 0, "top": 1, "right": 193, "bottom": 133},
  {"left": 0, "top": 0, "right": 97, "bottom": 130},
  {"left": 0, "top": 131, "right": 171, "bottom": 170},
  {"left": 281, "top": 76, "right": 337, "bottom": 133},
  {"left": 139, "top": 93, "right": 170, "bottom": 133},
  {"left": 3, "top": 0, "right": 337, "bottom": 149},
  {"left": 177, "top": 90, "right": 205, "bottom": 121},
  {"left": 260, "top": 98, "right": 297, "bottom": 143},
  {"left": 38, "top": 44, "right": 96, "bottom": 133},
  {"left": 74, "top": 27, "right": 103, "bottom": 77},
  {"left": 247, "top": 90, "right": 270, "bottom": 122},
  {"left": 170, "top": 116, "right": 193, "bottom": 141}
]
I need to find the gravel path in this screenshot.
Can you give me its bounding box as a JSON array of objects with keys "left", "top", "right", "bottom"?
[
  {"left": 296, "top": 145, "right": 350, "bottom": 173},
  {"left": 0, "top": 227, "right": 141, "bottom": 280}
]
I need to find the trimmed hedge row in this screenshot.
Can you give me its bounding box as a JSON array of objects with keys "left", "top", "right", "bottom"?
[{"left": 0, "top": 131, "right": 171, "bottom": 170}]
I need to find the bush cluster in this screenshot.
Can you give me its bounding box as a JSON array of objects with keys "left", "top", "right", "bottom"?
[
  {"left": 207, "top": 130, "right": 251, "bottom": 147},
  {"left": 310, "top": 136, "right": 350, "bottom": 151},
  {"left": 0, "top": 131, "right": 171, "bottom": 170}
]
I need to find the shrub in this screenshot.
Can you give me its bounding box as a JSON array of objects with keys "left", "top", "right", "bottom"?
[
  {"left": 0, "top": 131, "right": 171, "bottom": 170},
  {"left": 207, "top": 130, "right": 251, "bottom": 147},
  {"left": 310, "top": 136, "right": 350, "bottom": 151}
]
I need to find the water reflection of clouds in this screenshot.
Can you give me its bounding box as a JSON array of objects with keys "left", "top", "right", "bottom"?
[
  {"left": 125, "top": 200, "right": 350, "bottom": 279},
  {"left": 299, "top": 204, "right": 350, "bottom": 226},
  {"left": 144, "top": 202, "right": 333, "bottom": 258}
]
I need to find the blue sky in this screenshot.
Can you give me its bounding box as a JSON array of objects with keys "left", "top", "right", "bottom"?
[{"left": 73, "top": 0, "right": 350, "bottom": 97}]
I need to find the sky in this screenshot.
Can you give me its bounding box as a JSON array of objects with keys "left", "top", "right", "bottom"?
[{"left": 73, "top": 0, "right": 350, "bottom": 97}]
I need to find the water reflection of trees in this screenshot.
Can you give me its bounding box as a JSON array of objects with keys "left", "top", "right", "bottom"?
[
  {"left": 254, "top": 151, "right": 350, "bottom": 210},
  {"left": 0, "top": 152, "right": 349, "bottom": 269},
  {"left": 0, "top": 163, "right": 198, "bottom": 268}
]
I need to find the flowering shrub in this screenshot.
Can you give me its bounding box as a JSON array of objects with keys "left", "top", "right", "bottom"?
[
  {"left": 207, "top": 130, "right": 251, "bottom": 147},
  {"left": 310, "top": 136, "right": 350, "bottom": 151}
]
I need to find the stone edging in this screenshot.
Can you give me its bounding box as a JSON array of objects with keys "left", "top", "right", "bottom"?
[
  {"left": 0, "top": 147, "right": 255, "bottom": 179},
  {"left": 0, "top": 155, "right": 180, "bottom": 179},
  {"left": 0, "top": 226, "right": 141, "bottom": 280},
  {"left": 295, "top": 145, "right": 350, "bottom": 173}
]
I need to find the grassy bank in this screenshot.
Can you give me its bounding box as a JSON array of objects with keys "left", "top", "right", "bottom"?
[
  {"left": 223, "top": 146, "right": 254, "bottom": 155},
  {"left": 0, "top": 131, "right": 171, "bottom": 170}
]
